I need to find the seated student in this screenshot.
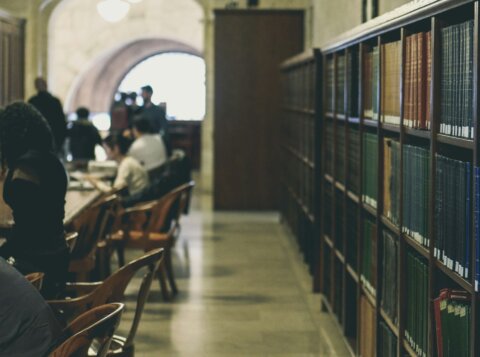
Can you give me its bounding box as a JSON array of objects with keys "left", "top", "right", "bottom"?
[
  {"left": 0, "top": 257, "right": 62, "bottom": 356},
  {"left": 128, "top": 116, "right": 168, "bottom": 171},
  {"left": 98, "top": 134, "right": 150, "bottom": 197},
  {"left": 67, "top": 106, "right": 102, "bottom": 160},
  {"left": 0, "top": 102, "right": 69, "bottom": 299}
]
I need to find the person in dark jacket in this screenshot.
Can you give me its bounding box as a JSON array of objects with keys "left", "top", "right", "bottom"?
[
  {"left": 0, "top": 257, "right": 62, "bottom": 356},
  {"left": 0, "top": 102, "right": 69, "bottom": 299},
  {"left": 68, "top": 106, "right": 102, "bottom": 160},
  {"left": 28, "top": 77, "right": 67, "bottom": 153}
]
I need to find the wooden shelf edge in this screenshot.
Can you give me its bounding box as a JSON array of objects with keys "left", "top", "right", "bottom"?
[
  {"left": 403, "top": 338, "right": 417, "bottom": 357},
  {"left": 324, "top": 235, "right": 334, "bottom": 248},
  {"left": 325, "top": 174, "right": 334, "bottom": 183},
  {"left": 380, "top": 215, "right": 400, "bottom": 235},
  {"left": 335, "top": 181, "right": 346, "bottom": 192},
  {"left": 437, "top": 133, "right": 474, "bottom": 150},
  {"left": 381, "top": 122, "right": 401, "bottom": 133},
  {"left": 403, "top": 126, "right": 431, "bottom": 139},
  {"left": 403, "top": 234, "right": 429, "bottom": 259},
  {"left": 347, "top": 190, "right": 360, "bottom": 203},
  {"left": 283, "top": 145, "right": 315, "bottom": 168},
  {"left": 348, "top": 117, "right": 360, "bottom": 124},
  {"left": 360, "top": 284, "right": 376, "bottom": 308},
  {"left": 379, "top": 308, "right": 399, "bottom": 337},
  {"left": 346, "top": 264, "right": 359, "bottom": 283},
  {"left": 434, "top": 259, "right": 473, "bottom": 293},
  {"left": 335, "top": 249, "right": 346, "bottom": 264},
  {"left": 337, "top": 113, "right": 347, "bottom": 121},
  {"left": 325, "top": 112, "right": 335, "bottom": 118},
  {"left": 363, "top": 119, "right": 379, "bottom": 128},
  {"left": 362, "top": 203, "right": 377, "bottom": 217}
]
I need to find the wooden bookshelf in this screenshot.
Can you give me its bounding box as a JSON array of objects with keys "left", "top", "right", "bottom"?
[
  {"left": 280, "top": 49, "right": 322, "bottom": 286},
  {"left": 281, "top": 0, "right": 480, "bottom": 355}
]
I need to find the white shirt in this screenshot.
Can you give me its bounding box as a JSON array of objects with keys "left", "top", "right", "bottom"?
[
  {"left": 114, "top": 156, "right": 150, "bottom": 196},
  {"left": 128, "top": 134, "right": 168, "bottom": 171}
]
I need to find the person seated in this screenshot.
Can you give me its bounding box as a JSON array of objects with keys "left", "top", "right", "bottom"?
[
  {"left": 90, "top": 134, "right": 149, "bottom": 198},
  {"left": 0, "top": 103, "right": 70, "bottom": 299},
  {"left": 67, "top": 106, "right": 102, "bottom": 161},
  {"left": 128, "top": 116, "right": 168, "bottom": 172},
  {"left": 0, "top": 257, "right": 62, "bottom": 356}
]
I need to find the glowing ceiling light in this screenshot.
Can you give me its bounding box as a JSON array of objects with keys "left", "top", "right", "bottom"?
[{"left": 97, "top": 0, "right": 130, "bottom": 23}]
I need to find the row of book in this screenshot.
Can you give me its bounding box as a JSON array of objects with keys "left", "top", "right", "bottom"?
[
  {"left": 379, "top": 321, "right": 397, "bottom": 357},
  {"left": 440, "top": 20, "right": 474, "bottom": 139},
  {"left": 435, "top": 154, "right": 470, "bottom": 279},
  {"left": 380, "top": 40, "right": 401, "bottom": 125},
  {"left": 383, "top": 138, "right": 401, "bottom": 226},
  {"left": 404, "top": 31, "right": 431, "bottom": 129},
  {"left": 403, "top": 144, "right": 429, "bottom": 246},
  {"left": 336, "top": 123, "right": 346, "bottom": 185},
  {"left": 475, "top": 167, "right": 480, "bottom": 292},
  {"left": 381, "top": 231, "right": 398, "bottom": 323},
  {"left": 347, "top": 127, "right": 360, "bottom": 194},
  {"left": 433, "top": 289, "right": 470, "bottom": 357},
  {"left": 336, "top": 54, "right": 345, "bottom": 114},
  {"left": 405, "top": 250, "right": 428, "bottom": 357},
  {"left": 359, "top": 296, "right": 376, "bottom": 357},
  {"left": 324, "top": 121, "right": 333, "bottom": 176},
  {"left": 282, "top": 152, "right": 314, "bottom": 215},
  {"left": 362, "top": 132, "right": 378, "bottom": 208},
  {"left": 283, "top": 112, "right": 315, "bottom": 164},
  {"left": 360, "top": 218, "right": 377, "bottom": 297},
  {"left": 282, "top": 62, "right": 316, "bottom": 111},
  {"left": 335, "top": 190, "right": 344, "bottom": 252}
]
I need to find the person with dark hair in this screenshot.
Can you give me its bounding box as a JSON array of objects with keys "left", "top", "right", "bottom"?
[
  {"left": 102, "top": 133, "right": 149, "bottom": 196},
  {"left": 136, "top": 84, "right": 172, "bottom": 155},
  {"left": 67, "top": 106, "right": 102, "bottom": 160},
  {"left": 0, "top": 256, "right": 62, "bottom": 356},
  {"left": 0, "top": 102, "right": 69, "bottom": 299},
  {"left": 128, "top": 116, "right": 168, "bottom": 171},
  {"left": 28, "top": 77, "right": 67, "bottom": 153}
]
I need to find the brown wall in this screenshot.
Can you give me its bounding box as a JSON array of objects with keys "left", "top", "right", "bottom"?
[{"left": 214, "top": 10, "right": 304, "bottom": 210}]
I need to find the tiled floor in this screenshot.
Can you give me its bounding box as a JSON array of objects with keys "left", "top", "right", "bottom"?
[{"left": 117, "top": 186, "right": 351, "bottom": 356}]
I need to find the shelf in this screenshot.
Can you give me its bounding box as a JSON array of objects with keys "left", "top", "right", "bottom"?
[
  {"left": 335, "top": 181, "right": 346, "bottom": 192},
  {"left": 283, "top": 145, "right": 315, "bottom": 168},
  {"left": 381, "top": 215, "right": 400, "bottom": 236},
  {"left": 346, "top": 264, "right": 359, "bottom": 283},
  {"left": 283, "top": 106, "right": 315, "bottom": 115},
  {"left": 337, "top": 113, "right": 346, "bottom": 121},
  {"left": 335, "top": 249, "right": 345, "bottom": 264},
  {"left": 324, "top": 235, "right": 334, "bottom": 249},
  {"left": 403, "top": 339, "right": 417, "bottom": 357},
  {"left": 437, "top": 134, "right": 474, "bottom": 150},
  {"left": 347, "top": 190, "right": 360, "bottom": 203},
  {"left": 360, "top": 284, "right": 376, "bottom": 308},
  {"left": 380, "top": 308, "right": 399, "bottom": 338},
  {"left": 434, "top": 259, "right": 473, "bottom": 293},
  {"left": 362, "top": 203, "right": 377, "bottom": 217},
  {"left": 348, "top": 116, "right": 360, "bottom": 124},
  {"left": 324, "top": 174, "right": 334, "bottom": 183},
  {"left": 325, "top": 112, "right": 334, "bottom": 119},
  {"left": 363, "top": 119, "right": 379, "bottom": 128},
  {"left": 381, "top": 123, "right": 401, "bottom": 133},
  {"left": 403, "top": 234, "right": 429, "bottom": 260},
  {"left": 404, "top": 126, "right": 431, "bottom": 139}
]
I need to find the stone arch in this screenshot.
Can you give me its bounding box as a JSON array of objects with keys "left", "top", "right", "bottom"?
[{"left": 66, "top": 38, "right": 202, "bottom": 113}]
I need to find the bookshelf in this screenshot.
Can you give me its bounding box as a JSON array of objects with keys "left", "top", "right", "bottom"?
[
  {"left": 281, "top": 0, "right": 480, "bottom": 355},
  {"left": 280, "top": 50, "right": 322, "bottom": 283}
]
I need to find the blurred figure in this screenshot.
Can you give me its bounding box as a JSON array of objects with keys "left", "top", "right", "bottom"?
[
  {"left": 28, "top": 77, "right": 66, "bottom": 153},
  {"left": 135, "top": 85, "right": 172, "bottom": 155},
  {"left": 0, "top": 257, "right": 62, "bottom": 356},
  {"left": 67, "top": 106, "right": 102, "bottom": 161},
  {"left": 0, "top": 102, "right": 69, "bottom": 299},
  {"left": 128, "top": 116, "right": 168, "bottom": 171},
  {"left": 110, "top": 92, "right": 129, "bottom": 133}
]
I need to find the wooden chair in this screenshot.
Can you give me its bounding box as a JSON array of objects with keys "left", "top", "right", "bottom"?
[
  {"left": 65, "top": 231, "right": 79, "bottom": 253},
  {"left": 111, "top": 181, "right": 194, "bottom": 301},
  {"left": 48, "top": 248, "right": 164, "bottom": 356},
  {"left": 68, "top": 194, "right": 119, "bottom": 281},
  {"left": 49, "top": 303, "right": 124, "bottom": 357},
  {"left": 25, "top": 272, "right": 44, "bottom": 291}
]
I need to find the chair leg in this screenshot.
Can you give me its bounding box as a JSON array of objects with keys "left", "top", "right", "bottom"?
[
  {"left": 165, "top": 249, "right": 178, "bottom": 295},
  {"left": 157, "top": 260, "right": 171, "bottom": 301},
  {"left": 115, "top": 243, "right": 125, "bottom": 268}
]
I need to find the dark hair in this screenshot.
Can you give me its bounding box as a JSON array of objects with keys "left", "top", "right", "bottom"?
[
  {"left": 133, "top": 116, "right": 154, "bottom": 134},
  {"left": 0, "top": 102, "right": 54, "bottom": 168},
  {"left": 141, "top": 85, "right": 153, "bottom": 94},
  {"left": 103, "top": 133, "right": 132, "bottom": 155},
  {"left": 75, "top": 106, "right": 90, "bottom": 119},
  {"left": 127, "top": 92, "right": 137, "bottom": 100}
]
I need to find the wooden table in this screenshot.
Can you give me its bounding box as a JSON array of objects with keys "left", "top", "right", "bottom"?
[{"left": 0, "top": 182, "right": 102, "bottom": 230}]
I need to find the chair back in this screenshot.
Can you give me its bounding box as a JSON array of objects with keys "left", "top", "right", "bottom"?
[
  {"left": 171, "top": 181, "right": 195, "bottom": 225},
  {"left": 25, "top": 272, "right": 44, "bottom": 291},
  {"left": 49, "top": 303, "right": 124, "bottom": 357},
  {"left": 65, "top": 232, "right": 79, "bottom": 254}
]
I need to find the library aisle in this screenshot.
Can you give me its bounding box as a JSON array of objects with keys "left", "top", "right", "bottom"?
[{"left": 118, "top": 183, "right": 350, "bottom": 356}]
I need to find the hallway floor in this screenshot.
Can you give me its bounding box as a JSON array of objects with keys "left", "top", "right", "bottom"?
[{"left": 118, "top": 187, "right": 351, "bottom": 356}]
